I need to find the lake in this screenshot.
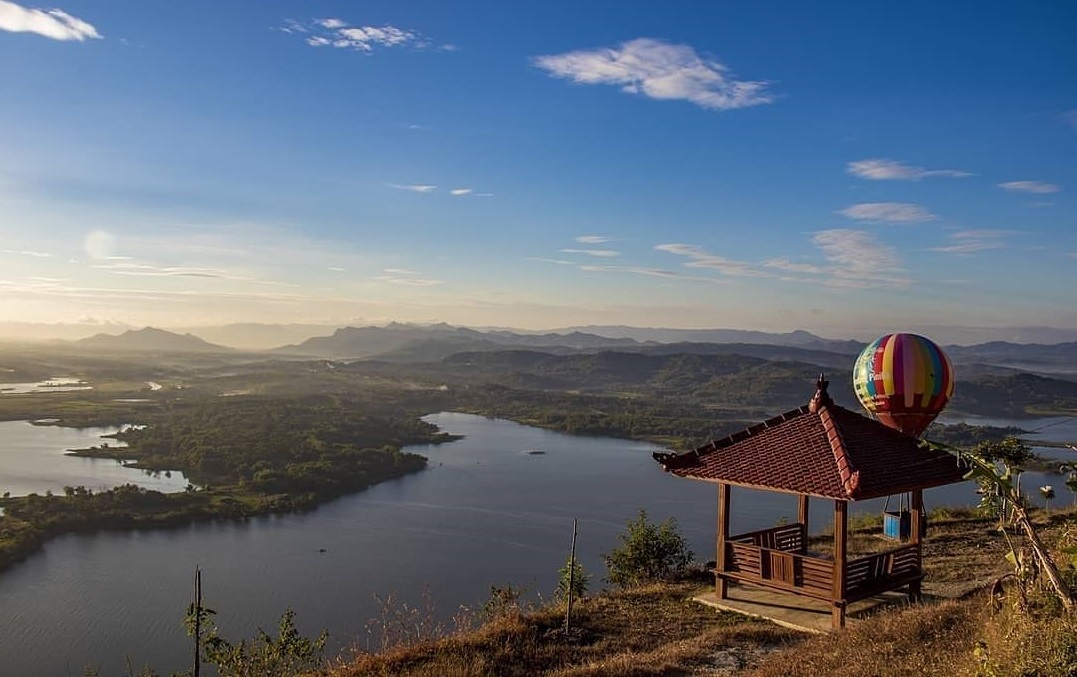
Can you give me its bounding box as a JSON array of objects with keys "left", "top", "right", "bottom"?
[
  {"left": 0, "top": 412, "right": 1068, "bottom": 675},
  {"left": 0, "top": 421, "right": 190, "bottom": 497},
  {"left": 0, "top": 377, "right": 93, "bottom": 395}
]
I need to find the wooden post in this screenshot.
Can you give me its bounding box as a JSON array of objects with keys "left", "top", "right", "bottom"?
[
  {"left": 193, "top": 566, "right": 202, "bottom": 677},
  {"left": 832, "top": 500, "right": 848, "bottom": 629},
  {"left": 798, "top": 494, "right": 810, "bottom": 553},
  {"left": 564, "top": 518, "right": 578, "bottom": 632},
  {"left": 717, "top": 483, "right": 730, "bottom": 599},
  {"left": 909, "top": 489, "right": 923, "bottom": 602}
]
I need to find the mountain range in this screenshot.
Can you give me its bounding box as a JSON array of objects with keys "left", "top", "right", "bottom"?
[{"left": 41, "top": 323, "right": 1077, "bottom": 378}]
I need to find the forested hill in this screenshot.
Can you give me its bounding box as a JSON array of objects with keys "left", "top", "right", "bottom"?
[{"left": 418, "top": 349, "right": 1077, "bottom": 418}]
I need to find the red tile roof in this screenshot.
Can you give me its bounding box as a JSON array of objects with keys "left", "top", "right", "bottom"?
[{"left": 653, "top": 377, "right": 966, "bottom": 501}]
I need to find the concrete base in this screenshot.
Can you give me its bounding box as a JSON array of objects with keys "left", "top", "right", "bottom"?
[{"left": 694, "top": 584, "right": 914, "bottom": 634}]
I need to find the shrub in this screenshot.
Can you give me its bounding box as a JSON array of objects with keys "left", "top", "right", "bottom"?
[
  {"left": 604, "top": 509, "right": 693, "bottom": 588},
  {"left": 556, "top": 555, "right": 590, "bottom": 602}
]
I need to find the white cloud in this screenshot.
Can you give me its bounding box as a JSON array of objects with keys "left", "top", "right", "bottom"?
[
  {"left": 560, "top": 248, "right": 621, "bottom": 258},
  {"left": 575, "top": 235, "right": 611, "bottom": 244},
  {"left": 384, "top": 268, "right": 419, "bottom": 275},
  {"left": 450, "top": 188, "right": 473, "bottom": 196},
  {"left": 533, "top": 38, "right": 773, "bottom": 111},
  {"left": 763, "top": 258, "right": 824, "bottom": 274},
  {"left": 579, "top": 265, "right": 686, "bottom": 279},
  {"left": 929, "top": 229, "right": 1015, "bottom": 255},
  {"left": 388, "top": 183, "right": 437, "bottom": 193},
  {"left": 838, "top": 202, "right": 936, "bottom": 223},
  {"left": 376, "top": 275, "right": 442, "bottom": 286},
  {"left": 327, "top": 267, "right": 346, "bottom": 272},
  {"left": 811, "top": 229, "right": 907, "bottom": 287},
  {"left": 2, "top": 249, "right": 52, "bottom": 258},
  {"left": 286, "top": 18, "right": 439, "bottom": 54},
  {"left": 0, "top": 0, "right": 101, "bottom": 41},
  {"left": 998, "top": 180, "right": 1061, "bottom": 194},
  {"left": 654, "top": 243, "right": 760, "bottom": 276},
  {"left": 527, "top": 257, "right": 574, "bottom": 265},
  {"left": 846, "top": 158, "right": 973, "bottom": 181}
]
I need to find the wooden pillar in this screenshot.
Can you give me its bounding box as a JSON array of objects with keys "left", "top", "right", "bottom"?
[
  {"left": 832, "top": 500, "right": 848, "bottom": 629},
  {"left": 717, "top": 482, "right": 731, "bottom": 599},
  {"left": 909, "top": 488, "right": 924, "bottom": 601},
  {"left": 798, "top": 494, "right": 810, "bottom": 553}
]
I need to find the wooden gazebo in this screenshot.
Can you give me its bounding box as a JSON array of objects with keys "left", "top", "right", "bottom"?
[{"left": 653, "top": 377, "right": 966, "bottom": 629}]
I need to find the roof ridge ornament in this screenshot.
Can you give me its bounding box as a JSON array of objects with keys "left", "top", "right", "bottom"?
[{"left": 808, "top": 373, "right": 832, "bottom": 413}]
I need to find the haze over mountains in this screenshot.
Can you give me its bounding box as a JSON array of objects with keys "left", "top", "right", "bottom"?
[
  {"left": 5, "top": 321, "right": 1077, "bottom": 349},
  {"left": 76, "top": 327, "right": 230, "bottom": 353},
  {"left": 44, "top": 322, "right": 1076, "bottom": 378}
]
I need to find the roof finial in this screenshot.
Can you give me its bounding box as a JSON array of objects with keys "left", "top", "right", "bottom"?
[{"left": 809, "top": 373, "right": 832, "bottom": 413}]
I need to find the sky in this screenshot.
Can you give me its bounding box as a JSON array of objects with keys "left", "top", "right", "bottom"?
[{"left": 1, "top": 0, "right": 1075, "bottom": 339}]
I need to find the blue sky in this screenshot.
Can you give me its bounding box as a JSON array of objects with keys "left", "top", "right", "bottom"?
[{"left": 1, "top": 0, "right": 1074, "bottom": 338}]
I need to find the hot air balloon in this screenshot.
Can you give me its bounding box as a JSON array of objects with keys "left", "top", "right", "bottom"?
[{"left": 852, "top": 333, "right": 955, "bottom": 437}]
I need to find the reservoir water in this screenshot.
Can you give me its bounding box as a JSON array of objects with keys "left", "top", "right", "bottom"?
[
  {"left": 0, "top": 421, "right": 190, "bottom": 496},
  {"left": 0, "top": 412, "right": 1069, "bottom": 675}
]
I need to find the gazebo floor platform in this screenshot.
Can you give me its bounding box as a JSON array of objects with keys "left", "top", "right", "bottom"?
[{"left": 694, "top": 584, "right": 915, "bottom": 634}]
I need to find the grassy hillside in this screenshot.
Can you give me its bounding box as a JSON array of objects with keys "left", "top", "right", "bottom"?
[{"left": 328, "top": 509, "right": 1077, "bottom": 677}]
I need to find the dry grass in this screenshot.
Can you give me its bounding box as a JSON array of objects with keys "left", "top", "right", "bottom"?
[
  {"left": 744, "top": 598, "right": 980, "bottom": 677},
  {"left": 328, "top": 584, "right": 801, "bottom": 677},
  {"left": 327, "top": 508, "right": 1077, "bottom": 677}
]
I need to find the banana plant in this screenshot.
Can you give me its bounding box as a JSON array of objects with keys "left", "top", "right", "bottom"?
[{"left": 921, "top": 437, "right": 1075, "bottom": 611}]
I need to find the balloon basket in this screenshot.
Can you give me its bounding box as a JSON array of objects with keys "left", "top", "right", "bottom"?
[{"left": 882, "top": 510, "right": 927, "bottom": 541}]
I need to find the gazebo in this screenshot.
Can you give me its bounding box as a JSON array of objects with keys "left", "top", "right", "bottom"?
[{"left": 653, "top": 376, "right": 966, "bottom": 630}]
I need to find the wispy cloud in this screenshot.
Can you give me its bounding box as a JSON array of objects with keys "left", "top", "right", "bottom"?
[
  {"left": 388, "top": 183, "right": 437, "bottom": 193},
  {"left": 0, "top": 0, "right": 101, "bottom": 41},
  {"left": 526, "top": 257, "right": 574, "bottom": 266},
  {"left": 375, "top": 268, "right": 442, "bottom": 286},
  {"left": 838, "top": 202, "right": 936, "bottom": 223},
  {"left": 998, "top": 180, "right": 1061, "bottom": 194},
  {"left": 283, "top": 17, "right": 448, "bottom": 54},
  {"left": 654, "top": 243, "right": 760, "bottom": 276},
  {"left": 811, "top": 229, "right": 908, "bottom": 288},
  {"left": 579, "top": 265, "right": 704, "bottom": 281},
  {"left": 575, "top": 235, "right": 611, "bottom": 244},
  {"left": 450, "top": 188, "right": 473, "bottom": 196},
  {"left": 327, "top": 267, "right": 346, "bottom": 272},
  {"left": 560, "top": 248, "right": 621, "bottom": 258},
  {"left": 762, "top": 258, "right": 824, "bottom": 275},
  {"left": 929, "top": 229, "right": 1015, "bottom": 255},
  {"left": 93, "top": 259, "right": 286, "bottom": 283},
  {"left": 533, "top": 38, "right": 773, "bottom": 111},
  {"left": 846, "top": 158, "right": 973, "bottom": 181},
  {"left": 2, "top": 249, "right": 52, "bottom": 258}
]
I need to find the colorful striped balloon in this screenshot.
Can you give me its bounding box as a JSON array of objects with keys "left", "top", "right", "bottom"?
[{"left": 852, "top": 333, "right": 955, "bottom": 437}]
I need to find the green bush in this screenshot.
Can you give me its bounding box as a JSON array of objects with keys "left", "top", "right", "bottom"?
[
  {"left": 555, "top": 555, "right": 590, "bottom": 602},
  {"left": 603, "top": 509, "right": 693, "bottom": 588}
]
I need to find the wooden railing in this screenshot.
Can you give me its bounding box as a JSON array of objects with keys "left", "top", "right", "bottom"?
[
  {"left": 721, "top": 529, "right": 921, "bottom": 603},
  {"left": 725, "top": 539, "right": 833, "bottom": 599},
  {"left": 728, "top": 523, "right": 806, "bottom": 553},
  {"left": 844, "top": 544, "right": 920, "bottom": 601}
]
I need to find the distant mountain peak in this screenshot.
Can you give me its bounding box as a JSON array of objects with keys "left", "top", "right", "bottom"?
[{"left": 77, "top": 327, "right": 229, "bottom": 353}]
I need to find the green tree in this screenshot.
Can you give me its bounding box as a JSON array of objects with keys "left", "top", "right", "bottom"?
[
  {"left": 603, "top": 509, "right": 693, "bottom": 588},
  {"left": 556, "top": 555, "right": 590, "bottom": 602},
  {"left": 195, "top": 608, "right": 328, "bottom": 677}
]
